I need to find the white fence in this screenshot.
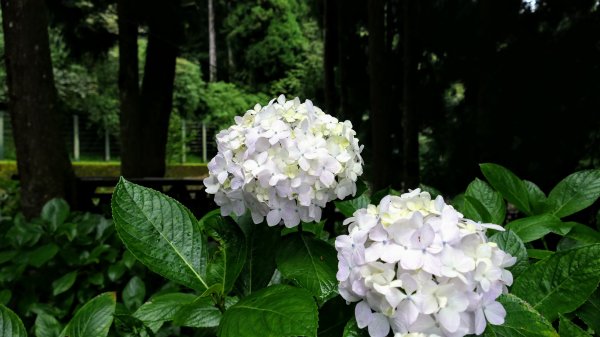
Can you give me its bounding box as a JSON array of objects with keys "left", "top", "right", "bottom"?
[{"left": 0, "top": 112, "right": 218, "bottom": 163}]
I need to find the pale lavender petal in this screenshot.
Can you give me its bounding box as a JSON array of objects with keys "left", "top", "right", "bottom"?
[
  {"left": 368, "top": 313, "right": 390, "bottom": 337},
  {"left": 484, "top": 301, "right": 506, "bottom": 325},
  {"left": 266, "top": 210, "right": 281, "bottom": 226},
  {"left": 438, "top": 308, "right": 460, "bottom": 332},
  {"left": 355, "top": 301, "right": 373, "bottom": 329}
]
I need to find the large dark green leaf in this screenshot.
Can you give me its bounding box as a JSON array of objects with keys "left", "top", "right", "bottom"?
[
  {"left": 512, "top": 244, "right": 600, "bottom": 321},
  {"left": 133, "top": 292, "right": 196, "bottom": 331},
  {"left": 505, "top": 214, "right": 569, "bottom": 243},
  {"left": 59, "top": 292, "right": 116, "bottom": 337},
  {"left": 559, "top": 315, "right": 591, "bottom": 337},
  {"left": 234, "top": 213, "right": 280, "bottom": 295},
  {"left": 576, "top": 288, "right": 600, "bottom": 333},
  {"left": 41, "top": 198, "right": 70, "bottom": 231},
  {"left": 0, "top": 304, "right": 27, "bottom": 337},
  {"left": 202, "top": 213, "right": 246, "bottom": 295},
  {"left": 111, "top": 178, "right": 209, "bottom": 292},
  {"left": 545, "top": 170, "right": 600, "bottom": 218},
  {"left": 173, "top": 296, "right": 222, "bottom": 328},
  {"left": 465, "top": 178, "right": 506, "bottom": 225},
  {"left": 35, "top": 313, "right": 62, "bottom": 337},
  {"left": 276, "top": 233, "right": 338, "bottom": 302},
  {"left": 219, "top": 285, "right": 318, "bottom": 337},
  {"left": 122, "top": 276, "right": 146, "bottom": 310},
  {"left": 482, "top": 294, "right": 558, "bottom": 337},
  {"left": 489, "top": 230, "right": 528, "bottom": 279},
  {"left": 52, "top": 271, "right": 77, "bottom": 296},
  {"left": 480, "top": 163, "right": 531, "bottom": 215}
]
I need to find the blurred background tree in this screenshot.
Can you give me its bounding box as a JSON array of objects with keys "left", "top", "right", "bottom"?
[{"left": 0, "top": 0, "right": 599, "bottom": 212}]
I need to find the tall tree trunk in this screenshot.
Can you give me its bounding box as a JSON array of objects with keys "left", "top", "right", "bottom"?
[
  {"left": 117, "top": 0, "right": 143, "bottom": 178},
  {"left": 368, "top": 0, "right": 394, "bottom": 191},
  {"left": 137, "top": 2, "right": 180, "bottom": 177},
  {"left": 323, "top": 0, "right": 338, "bottom": 115},
  {"left": 337, "top": 0, "right": 367, "bottom": 125},
  {"left": 1, "top": 0, "right": 74, "bottom": 218},
  {"left": 402, "top": 0, "right": 419, "bottom": 188},
  {"left": 119, "top": 1, "right": 181, "bottom": 178},
  {"left": 208, "top": 0, "right": 217, "bottom": 82}
]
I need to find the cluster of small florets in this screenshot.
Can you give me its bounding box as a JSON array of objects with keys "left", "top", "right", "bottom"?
[
  {"left": 203, "top": 95, "right": 363, "bottom": 227},
  {"left": 335, "top": 189, "right": 515, "bottom": 337}
]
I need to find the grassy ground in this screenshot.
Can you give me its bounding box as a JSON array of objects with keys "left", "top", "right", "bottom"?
[{"left": 0, "top": 160, "right": 208, "bottom": 180}]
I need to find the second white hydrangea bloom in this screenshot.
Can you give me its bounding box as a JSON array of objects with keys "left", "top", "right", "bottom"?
[{"left": 336, "top": 189, "right": 515, "bottom": 337}]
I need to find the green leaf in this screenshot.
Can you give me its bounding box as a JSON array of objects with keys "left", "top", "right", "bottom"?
[
  {"left": 111, "top": 178, "right": 209, "bottom": 292},
  {"left": 465, "top": 178, "right": 506, "bottom": 224},
  {"left": 28, "top": 243, "right": 60, "bottom": 268},
  {"left": 60, "top": 292, "right": 116, "bottom": 337},
  {"left": 565, "top": 223, "right": 600, "bottom": 244},
  {"left": 0, "top": 290, "right": 11, "bottom": 306},
  {"left": 335, "top": 194, "right": 370, "bottom": 218},
  {"left": 489, "top": 230, "right": 528, "bottom": 279},
  {"left": 276, "top": 233, "right": 338, "bottom": 302},
  {"left": 462, "top": 196, "right": 492, "bottom": 223},
  {"left": 41, "top": 198, "right": 70, "bottom": 231},
  {"left": 576, "top": 288, "right": 600, "bottom": 334},
  {"left": 0, "top": 251, "right": 17, "bottom": 265},
  {"left": 505, "top": 214, "right": 566, "bottom": 243},
  {"left": 524, "top": 180, "right": 547, "bottom": 214},
  {"left": 234, "top": 213, "right": 280, "bottom": 295},
  {"left": 480, "top": 163, "right": 531, "bottom": 215},
  {"left": 52, "top": 271, "right": 78, "bottom": 296},
  {"left": 558, "top": 223, "right": 600, "bottom": 251},
  {"left": 219, "top": 284, "right": 318, "bottom": 337},
  {"left": 545, "top": 169, "right": 600, "bottom": 218},
  {"left": 122, "top": 276, "right": 146, "bottom": 310},
  {"left": 342, "top": 318, "right": 369, "bottom": 337},
  {"left": 0, "top": 305, "right": 27, "bottom": 337},
  {"left": 559, "top": 315, "right": 591, "bottom": 337},
  {"left": 202, "top": 213, "right": 247, "bottom": 295},
  {"left": 482, "top": 294, "right": 558, "bottom": 337},
  {"left": 527, "top": 249, "right": 555, "bottom": 260},
  {"left": 512, "top": 244, "right": 600, "bottom": 321},
  {"left": 107, "top": 262, "right": 126, "bottom": 282},
  {"left": 35, "top": 313, "right": 62, "bottom": 337},
  {"left": 173, "top": 296, "right": 221, "bottom": 328},
  {"left": 133, "top": 293, "right": 196, "bottom": 331}
]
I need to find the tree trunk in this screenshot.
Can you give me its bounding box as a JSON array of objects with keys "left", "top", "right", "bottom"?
[
  {"left": 117, "top": 0, "right": 143, "bottom": 178},
  {"left": 1, "top": 0, "right": 74, "bottom": 218},
  {"left": 208, "top": 0, "right": 217, "bottom": 82},
  {"left": 323, "top": 0, "right": 338, "bottom": 115},
  {"left": 402, "top": 0, "right": 419, "bottom": 189},
  {"left": 137, "top": 2, "right": 180, "bottom": 177},
  {"left": 336, "top": 0, "right": 368, "bottom": 128},
  {"left": 368, "top": 0, "right": 394, "bottom": 192},
  {"left": 119, "top": 1, "right": 181, "bottom": 178}
]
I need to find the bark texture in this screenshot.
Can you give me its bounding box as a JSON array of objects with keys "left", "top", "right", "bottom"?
[{"left": 1, "top": 0, "right": 74, "bottom": 217}]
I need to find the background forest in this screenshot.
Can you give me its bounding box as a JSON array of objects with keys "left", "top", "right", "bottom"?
[{"left": 2, "top": 0, "right": 600, "bottom": 216}]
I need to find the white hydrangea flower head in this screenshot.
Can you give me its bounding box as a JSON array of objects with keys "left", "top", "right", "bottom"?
[
  {"left": 204, "top": 95, "right": 364, "bottom": 227},
  {"left": 336, "top": 189, "right": 515, "bottom": 337}
]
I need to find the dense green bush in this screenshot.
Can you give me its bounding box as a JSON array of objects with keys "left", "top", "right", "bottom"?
[{"left": 1, "top": 165, "right": 599, "bottom": 337}]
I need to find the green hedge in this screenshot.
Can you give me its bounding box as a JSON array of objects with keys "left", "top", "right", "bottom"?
[{"left": 0, "top": 161, "right": 208, "bottom": 181}]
